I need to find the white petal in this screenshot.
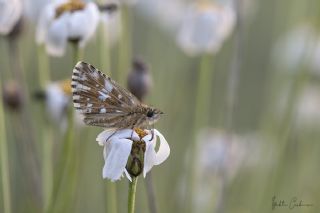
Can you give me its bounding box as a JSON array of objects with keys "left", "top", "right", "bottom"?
[
  {"left": 143, "top": 135, "right": 157, "bottom": 177},
  {"left": 67, "top": 11, "right": 88, "bottom": 40},
  {"left": 35, "top": 4, "right": 55, "bottom": 44},
  {"left": 102, "top": 138, "right": 132, "bottom": 181},
  {"left": 0, "top": 0, "right": 22, "bottom": 35},
  {"left": 70, "top": 3, "right": 99, "bottom": 47},
  {"left": 101, "top": 10, "right": 122, "bottom": 46},
  {"left": 153, "top": 129, "right": 170, "bottom": 165},
  {"left": 97, "top": 129, "right": 139, "bottom": 146},
  {"left": 83, "top": 3, "right": 99, "bottom": 38},
  {"left": 96, "top": 129, "right": 117, "bottom": 146},
  {"left": 46, "top": 13, "right": 68, "bottom": 56},
  {"left": 103, "top": 140, "right": 112, "bottom": 161},
  {"left": 115, "top": 129, "right": 140, "bottom": 141},
  {"left": 46, "top": 83, "right": 69, "bottom": 123}
]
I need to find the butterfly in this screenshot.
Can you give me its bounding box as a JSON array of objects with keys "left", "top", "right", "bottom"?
[{"left": 71, "top": 61, "right": 163, "bottom": 130}]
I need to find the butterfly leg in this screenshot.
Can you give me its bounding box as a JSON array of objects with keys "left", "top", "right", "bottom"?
[
  {"left": 130, "top": 128, "right": 135, "bottom": 140},
  {"left": 106, "top": 129, "right": 119, "bottom": 142},
  {"left": 130, "top": 122, "right": 137, "bottom": 140},
  {"left": 149, "top": 123, "right": 155, "bottom": 141},
  {"left": 149, "top": 129, "right": 155, "bottom": 141}
]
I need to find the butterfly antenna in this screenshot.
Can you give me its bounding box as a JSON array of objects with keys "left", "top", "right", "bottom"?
[{"left": 131, "top": 128, "right": 134, "bottom": 140}]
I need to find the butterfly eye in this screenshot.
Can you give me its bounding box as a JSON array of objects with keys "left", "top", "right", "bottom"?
[{"left": 147, "top": 110, "right": 154, "bottom": 118}]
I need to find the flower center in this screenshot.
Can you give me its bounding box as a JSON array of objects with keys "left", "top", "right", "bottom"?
[
  {"left": 134, "top": 128, "right": 148, "bottom": 139},
  {"left": 59, "top": 79, "right": 72, "bottom": 95},
  {"left": 197, "top": 1, "right": 219, "bottom": 12},
  {"left": 55, "top": 0, "right": 86, "bottom": 18}
]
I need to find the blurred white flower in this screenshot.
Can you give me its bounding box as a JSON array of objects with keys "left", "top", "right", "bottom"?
[
  {"left": 119, "top": 0, "right": 138, "bottom": 6},
  {"left": 46, "top": 81, "right": 70, "bottom": 124},
  {"left": 193, "top": 129, "right": 274, "bottom": 212},
  {"left": 177, "top": 2, "right": 236, "bottom": 56},
  {"left": 24, "top": 0, "right": 51, "bottom": 22},
  {"left": 0, "top": 0, "right": 22, "bottom": 35},
  {"left": 36, "top": 0, "right": 99, "bottom": 56},
  {"left": 272, "top": 24, "right": 318, "bottom": 72},
  {"left": 96, "top": 128, "right": 170, "bottom": 181},
  {"left": 44, "top": 80, "right": 83, "bottom": 129},
  {"left": 310, "top": 39, "right": 320, "bottom": 76},
  {"left": 295, "top": 85, "right": 320, "bottom": 127},
  {"left": 197, "top": 129, "right": 246, "bottom": 182},
  {"left": 135, "top": 0, "right": 186, "bottom": 33}
]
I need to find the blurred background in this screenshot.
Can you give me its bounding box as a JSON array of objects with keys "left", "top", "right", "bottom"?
[{"left": 1, "top": 0, "right": 320, "bottom": 212}]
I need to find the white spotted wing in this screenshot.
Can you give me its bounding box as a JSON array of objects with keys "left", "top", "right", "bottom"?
[{"left": 71, "top": 61, "right": 141, "bottom": 128}]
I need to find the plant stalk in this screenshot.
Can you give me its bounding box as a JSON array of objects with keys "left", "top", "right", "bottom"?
[{"left": 128, "top": 177, "right": 138, "bottom": 213}]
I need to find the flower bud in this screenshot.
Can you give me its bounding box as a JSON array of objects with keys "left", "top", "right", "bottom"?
[
  {"left": 2, "top": 80, "right": 23, "bottom": 111},
  {"left": 127, "top": 59, "right": 152, "bottom": 101},
  {"left": 125, "top": 128, "right": 148, "bottom": 177},
  {"left": 33, "top": 90, "right": 46, "bottom": 101},
  {"left": 98, "top": 2, "right": 118, "bottom": 14},
  {"left": 126, "top": 140, "right": 146, "bottom": 177}
]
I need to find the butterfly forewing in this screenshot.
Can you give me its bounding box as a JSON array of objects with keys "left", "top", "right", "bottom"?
[{"left": 71, "top": 61, "right": 141, "bottom": 128}]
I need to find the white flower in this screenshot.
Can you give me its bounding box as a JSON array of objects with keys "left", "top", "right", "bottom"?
[
  {"left": 36, "top": 0, "right": 99, "bottom": 56},
  {"left": 197, "top": 130, "right": 245, "bottom": 181},
  {"left": 193, "top": 129, "right": 274, "bottom": 212},
  {"left": 135, "top": 0, "right": 185, "bottom": 33},
  {"left": 272, "top": 24, "right": 318, "bottom": 72},
  {"left": 24, "top": 0, "right": 51, "bottom": 22},
  {"left": 46, "top": 82, "right": 70, "bottom": 124},
  {"left": 119, "top": 0, "right": 138, "bottom": 6},
  {"left": 296, "top": 85, "right": 320, "bottom": 125},
  {"left": 96, "top": 128, "right": 170, "bottom": 181},
  {"left": 0, "top": 0, "right": 22, "bottom": 35},
  {"left": 45, "top": 80, "right": 84, "bottom": 130},
  {"left": 177, "top": 2, "right": 235, "bottom": 56}
]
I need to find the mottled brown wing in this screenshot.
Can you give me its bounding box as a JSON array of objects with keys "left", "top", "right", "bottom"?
[{"left": 71, "top": 61, "right": 141, "bottom": 128}]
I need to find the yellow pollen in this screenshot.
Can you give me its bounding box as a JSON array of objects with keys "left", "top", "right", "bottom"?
[
  {"left": 134, "top": 128, "right": 148, "bottom": 139},
  {"left": 197, "top": 1, "right": 218, "bottom": 12},
  {"left": 59, "top": 79, "right": 72, "bottom": 95},
  {"left": 55, "top": 0, "right": 86, "bottom": 18}
]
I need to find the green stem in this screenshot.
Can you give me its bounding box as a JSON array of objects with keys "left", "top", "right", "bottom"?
[
  {"left": 73, "top": 43, "right": 83, "bottom": 64},
  {"left": 117, "top": 5, "right": 131, "bottom": 84},
  {"left": 186, "top": 54, "right": 213, "bottom": 212},
  {"left": 42, "top": 127, "right": 53, "bottom": 211},
  {"left": 194, "top": 54, "right": 212, "bottom": 128},
  {"left": 48, "top": 107, "right": 75, "bottom": 213},
  {"left": 260, "top": 66, "right": 309, "bottom": 205},
  {"left": 145, "top": 173, "right": 158, "bottom": 213},
  {"left": 7, "top": 38, "right": 26, "bottom": 88},
  {"left": 47, "top": 42, "right": 81, "bottom": 213},
  {"left": 105, "top": 182, "right": 118, "bottom": 213},
  {"left": 100, "top": 23, "right": 111, "bottom": 74},
  {"left": 37, "top": 45, "right": 50, "bottom": 88},
  {"left": 0, "top": 81, "right": 12, "bottom": 213},
  {"left": 100, "top": 23, "right": 118, "bottom": 213},
  {"left": 128, "top": 177, "right": 138, "bottom": 213},
  {"left": 37, "top": 44, "right": 53, "bottom": 211}
]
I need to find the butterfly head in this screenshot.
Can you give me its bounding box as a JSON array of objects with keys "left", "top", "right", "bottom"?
[{"left": 145, "top": 107, "right": 163, "bottom": 125}]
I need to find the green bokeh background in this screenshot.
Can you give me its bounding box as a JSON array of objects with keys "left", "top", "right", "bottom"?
[{"left": 1, "top": 0, "right": 320, "bottom": 212}]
